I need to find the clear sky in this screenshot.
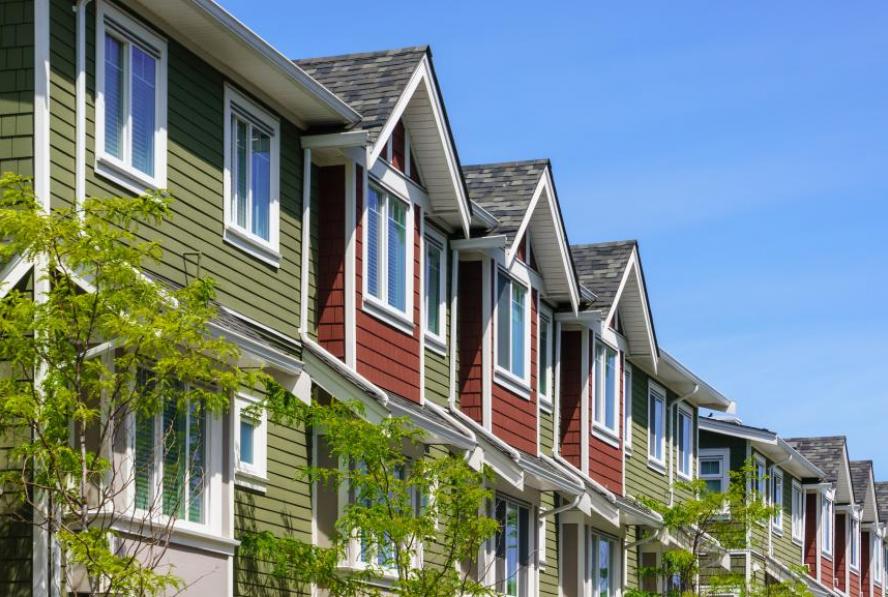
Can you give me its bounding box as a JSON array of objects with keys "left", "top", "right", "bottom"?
[{"left": 221, "top": 1, "right": 888, "bottom": 475}]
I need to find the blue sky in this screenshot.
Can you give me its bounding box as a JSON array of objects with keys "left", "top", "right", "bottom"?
[{"left": 222, "top": 1, "right": 888, "bottom": 474}]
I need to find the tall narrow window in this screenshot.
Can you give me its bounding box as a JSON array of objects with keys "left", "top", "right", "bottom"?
[
  {"left": 496, "top": 272, "right": 528, "bottom": 383},
  {"left": 495, "top": 497, "right": 530, "bottom": 597},
  {"left": 648, "top": 384, "right": 666, "bottom": 468},
  {"left": 538, "top": 310, "right": 553, "bottom": 409},
  {"left": 791, "top": 481, "right": 804, "bottom": 542},
  {"left": 850, "top": 516, "right": 860, "bottom": 569},
  {"left": 677, "top": 407, "right": 693, "bottom": 479},
  {"left": 589, "top": 532, "right": 615, "bottom": 597},
  {"left": 235, "top": 394, "right": 268, "bottom": 488},
  {"left": 424, "top": 234, "right": 446, "bottom": 345},
  {"left": 874, "top": 534, "right": 883, "bottom": 583},
  {"left": 364, "top": 185, "right": 412, "bottom": 317},
  {"left": 772, "top": 468, "right": 784, "bottom": 532},
  {"left": 593, "top": 341, "right": 618, "bottom": 435},
  {"left": 754, "top": 457, "right": 767, "bottom": 504},
  {"left": 821, "top": 495, "right": 833, "bottom": 556},
  {"left": 224, "top": 86, "right": 281, "bottom": 265},
  {"left": 623, "top": 363, "right": 633, "bottom": 449},
  {"left": 96, "top": 3, "right": 167, "bottom": 190}
]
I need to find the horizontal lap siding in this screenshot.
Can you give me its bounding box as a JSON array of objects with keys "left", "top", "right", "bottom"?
[
  {"left": 588, "top": 342, "right": 622, "bottom": 494},
  {"left": 1, "top": 426, "right": 31, "bottom": 597},
  {"left": 559, "top": 330, "right": 581, "bottom": 469},
  {"left": 806, "top": 492, "right": 818, "bottom": 575},
  {"left": 424, "top": 230, "right": 451, "bottom": 407},
  {"left": 0, "top": 0, "right": 34, "bottom": 177},
  {"left": 234, "top": 420, "right": 311, "bottom": 595},
  {"left": 837, "top": 514, "right": 847, "bottom": 592},
  {"left": 316, "top": 165, "right": 346, "bottom": 357},
  {"left": 491, "top": 289, "right": 537, "bottom": 455},
  {"left": 823, "top": 548, "right": 835, "bottom": 588},
  {"left": 852, "top": 571, "right": 861, "bottom": 597},
  {"left": 354, "top": 169, "right": 421, "bottom": 401},
  {"left": 539, "top": 491, "right": 559, "bottom": 597},
  {"left": 624, "top": 367, "right": 668, "bottom": 504},
  {"left": 49, "top": 0, "right": 305, "bottom": 339},
  {"left": 539, "top": 407, "right": 554, "bottom": 456},
  {"left": 771, "top": 469, "right": 804, "bottom": 568},
  {"left": 863, "top": 532, "right": 871, "bottom": 597},
  {"left": 457, "top": 261, "right": 482, "bottom": 422}
]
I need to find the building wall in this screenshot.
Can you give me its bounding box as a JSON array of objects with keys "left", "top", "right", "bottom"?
[
  {"left": 558, "top": 330, "right": 582, "bottom": 468},
  {"left": 423, "top": 227, "right": 451, "bottom": 408},
  {"left": 315, "top": 165, "right": 346, "bottom": 357},
  {"left": 588, "top": 340, "right": 622, "bottom": 494},
  {"left": 837, "top": 514, "right": 848, "bottom": 592},
  {"left": 863, "top": 531, "right": 872, "bottom": 597},
  {"left": 457, "top": 260, "right": 483, "bottom": 422},
  {"left": 806, "top": 493, "right": 818, "bottom": 575},
  {"left": 0, "top": 0, "right": 33, "bottom": 177}
]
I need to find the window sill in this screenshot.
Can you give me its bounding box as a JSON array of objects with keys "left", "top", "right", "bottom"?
[
  {"left": 539, "top": 398, "right": 553, "bottom": 414},
  {"left": 494, "top": 367, "right": 531, "bottom": 400},
  {"left": 647, "top": 458, "right": 666, "bottom": 475},
  {"left": 676, "top": 470, "right": 693, "bottom": 481},
  {"left": 224, "top": 226, "right": 281, "bottom": 268},
  {"left": 103, "top": 510, "right": 237, "bottom": 556},
  {"left": 424, "top": 332, "right": 447, "bottom": 356},
  {"left": 95, "top": 155, "right": 165, "bottom": 196},
  {"left": 235, "top": 470, "right": 268, "bottom": 493},
  {"left": 591, "top": 424, "right": 620, "bottom": 449},
  {"left": 771, "top": 525, "right": 783, "bottom": 536},
  {"left": 363, "top": 297, "right": 414, "bottom": 335},
  {"left": 821, "top": 552, "right": 833, "bottom": 561},
  {"left": 791, "top": 536, "right": 804, "bottom": 546}
]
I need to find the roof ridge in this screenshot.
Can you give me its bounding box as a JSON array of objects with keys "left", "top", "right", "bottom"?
[
  {"left": 463, "top": 158, "right": 550, "bottom": 171},
  {"left": 293, "top": 45, "right": 428, "bottom": 65}
]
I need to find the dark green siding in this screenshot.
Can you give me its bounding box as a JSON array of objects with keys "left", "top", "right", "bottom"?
[{"left": 0, "top": 0, "right": 33, "bottom": 176}]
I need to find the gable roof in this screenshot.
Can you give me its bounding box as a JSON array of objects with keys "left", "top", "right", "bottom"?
[
  {"left": 785, "top": 436, "right": 854, "bottom": 503},
  {"left": 571, "top": 241, "right": 636, "bottom": 314},
  {"left": 851, "top": 460, "right": 873, "bottom": 506},
  {"left": 874, "top": 482, "right": 888, "bottom": 523},
  {"left": 463, "top": 160, "right": 549, "bottom": 244},
  {"left": 295, "top": 46, "right": 427, "bottom": 143}
]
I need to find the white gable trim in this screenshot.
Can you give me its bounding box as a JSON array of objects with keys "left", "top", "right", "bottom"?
[
  {"left": 366, "top": 55, "right": 471, "bottom": 237},
  {"left": 606, "top": 248, "right": 658, "bottom": 372},
  {"left": 0, "top": 257, "right": 32, "bottom": 298},
  {"left": 508, "top": 167, "right": 580, "bottom": 313}
]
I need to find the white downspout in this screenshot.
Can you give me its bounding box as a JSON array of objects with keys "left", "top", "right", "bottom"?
[
  {"left": 298, "top": 148, "right": 311, "bottom": 335},
  {"left": 75, "top": 0, "right": 92, "bottom": 210},
  {"left": 669, "top": 384, "right": 699, "bottom": 505}
]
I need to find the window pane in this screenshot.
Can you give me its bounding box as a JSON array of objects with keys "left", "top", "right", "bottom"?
[
  {"left": 240, "top": 419, "right": 255, "bottom": 465},
  {"left": 426, "top": 244, "right": 441, "bottom": 334},
  {"left": 598, "top": 539, "right": 611, "bottom": 597},
  {"left": 604, "top": 348, "right": 616, "bottom": 429},
  {"left": 251, "top": 128, "right": 271, "bottom": 240},
  {"left": 679, "top": 413, "right": 691, "bottom": 474},
  {"left": 187, "top": 402, "right": 205, "bottom": 523},
  {"left": 700, "top": 459, "right": 721, "bottom": 476},
  {"left": 496, "top": 274, "right": 510, "bottom": 370},
  {"left": 387, "top": 199, "right": 407, "bottom": 311},
  {"left": 505, "top": 503, "right": 519, "bottom": 597},
  {"left": 594, "top": 343, "right": 604, "bottom": 423},
  {"left": 539, "top": 317, "right": 549, "bottom": 396},
  {"left": 130, "top": 45, "right": 156, "bottom": 176},
  {"left": 162, "top": 398, "right": 186, "bottom": 519},
  {"left": 366, "top": 188, "right": 383, "bottom": 299},
  {"left": 134, "top": 411, "right": 154, "bottom": 510},
  {"left": 234, "top": 117, "right": 248, "bottom": 229},
  {"left": 511, "top": 283, "right": 525, "bottom": 378},
  {"left": 705, "top": 479, "right": 722, "bottom": 493},
  {"left": 104, "top": 35, "right": 124, "bottom": 160}
]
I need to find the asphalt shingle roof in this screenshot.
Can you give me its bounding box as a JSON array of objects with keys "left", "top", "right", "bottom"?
[
  {"left": 462, "top": 160, "right": 549, "bottom": 243},
  {"left": 570, "top": 241, "right": 636, "bottom": 312},
  {"left": 850, "top": 460, "right": 873, "bottom": 506},
  {"left": 784, "top": 436, "right": 846, "bottom": 485},
  {"left": 874, "top": 481, "right": 888, "bottom": 522},
  {"left": 294, "top": 46, "right": 428, "bottom": 143}
]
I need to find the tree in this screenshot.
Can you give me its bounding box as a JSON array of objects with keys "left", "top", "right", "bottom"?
[
  {"left": 0, "top": 174, "right": 256, "bottom": 595},
  {"left": 240, "top": 393, "right": 500, "bottom": 597},
  {"left": 637, "top": 459, "right": 810, "bottom": 597}
]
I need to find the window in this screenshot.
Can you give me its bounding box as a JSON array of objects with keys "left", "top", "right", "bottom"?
[
  {"left": 677, "top": 407, "right": 693, "bottom": 479},
  {"left": 365, "top": 184, "right": 412, "bottom": 318},
  {"left": 850, "top": 516, "right": 860, "bottom": 569},
  {"left": 223, "top": 86, "right": 281, "bottom": 265},
  {"left": 96, "top": 2, "right": 167, "bottom": 192},
  {"left": 424, "top": 233, "right": 446, "bottom": 346},
  {"left": 234, "top": 394, "right": 267, "bottom": 489},
  {"left": 589, "top": 532, "right": 615, "bottom": 597},
  {"left": 623, "top": 363, "right": 633, "bottom": 450},
  {"left": 791, "top": 481, "right": 804, "bottom": 542},
  {"left": 495, "top": 271, "right": 529, "bottom": 383},
  {"left": 700, "top": 450, "right": 729, "bottom": 494},
  {"left": 771, "top": 468, "right": 784, "bottom": 532},
  {"left": 874, "top": 535, "right": 883, "bottom": 583},
  {"left": 821, "top": 495, "right": 833, "bottom": 556},
  {"left": 133, "top": 373, "right": 207, "bottom": 525},
  {"left": 754, "top": 456, "right": 767, "bottom": 504},
  {"left": 593, "top": 340, "right": 619, "bottom": 436},
  {"left": 495, "top": 497, "right": 530, "bottom": 597},
  {"left": 647, "top": 383, "right": 666, "bottom": 468},
  {"left": 538, "top": 309, "right": 554, "bottom": 410}
]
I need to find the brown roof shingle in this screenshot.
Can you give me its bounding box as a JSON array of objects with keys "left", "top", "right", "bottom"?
[
  {"left": 570, "top": 241, "right": 637, "bottom": 313},
  {"left": 784, "top": 436, "right": 847, "bottom": 485},
  {"left": 462, "top": 160, "right": 549, "bottom": 243}
]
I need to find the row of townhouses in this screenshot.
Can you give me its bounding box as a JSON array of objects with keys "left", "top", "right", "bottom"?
[{"left": 0, "top": 1, "right": 885, "bottom": 596}]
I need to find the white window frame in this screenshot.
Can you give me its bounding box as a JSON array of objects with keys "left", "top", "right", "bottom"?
[
  {"left": 493, "top": 269, "right": 532, "bottom": 393},
  {"left": 821, "top": 494, "right": 833, "bottom": 557},
  {"left": 647, "top": 382, "right": 666, "bottom": 472},
  {"left": 362, "top": 181, "right": 415, "bottom": 328},
  {"left": 423, "top": 229, "right": 447, "bottom": 351},
  {"left": 791, "top": 480, "right": 804, "bottom": 543},
  {"left": 223, "top": 84, "right": 282, "bottom": 267},
  {"left": 234, "top": 393, "right": 268, "bottom": 492},
  {"left": 676, "top": 405, "right": 694, "bottom": 480},
  {"left": 771, "top": 467, "right": 784, "bottom": 533},
  {"left": 537, "top": 305, "right": 554, "bottom": 413},
  {"left": 592, "top": 338, "right": 620, "bottom": 440},
  {"left": 874, "top": 533, "right": 883, "bottom": 583},
  {"left": 623, "top": 361, "right": 633, "bottom": 451},
  {"left": 850, "top": 513, "right": 860, "bottom": 570},
  {"left": 699, "top": 448, "right": 730, "bottom": 495},
  {"left": 95, "top": 0, "right": 168, "bottom": 194},
  {"left": 494, "top": 495, "right": 532, "bottom": 597},
  {"left": 754, "top": 455, "right": 768, "bottom": 504},
  {"left": 589, "top": 531, "right": 617, "bottom": 597}
]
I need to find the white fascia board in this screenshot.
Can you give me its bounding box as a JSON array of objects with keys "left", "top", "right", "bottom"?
[
  {"left": 698, "top": 417, "right": 777, "bottom": 445},
  {"left": 606, "top": 248, "right": 658, "bottom": 372},
  {"left": 519, "top": 455, "right": 584, "bottom": 496},
  {"left": 301, "top": 130, "right": 369, "bottom": 149},
  {"left": 302, "top": 349, "right": 388, "bottom": 421},
  {"left": 451, "top": 235, "right": 508, "bottom": 251},
  {"left": 206, "top": 321, "right": 303, "bottom": 377},
  {"left": 0, "top": 256, "right": 32, "bottom": 298},
  {"left": 387, "top": 400, "right": 475, "bottom": 450},
  {"left": 660, "top": 350, "right": 732, "bottom": 411}
]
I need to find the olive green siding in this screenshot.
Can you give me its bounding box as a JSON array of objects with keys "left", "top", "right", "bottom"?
[
  {"left": 48, "top": 0, "right": 305, "bottom": 339},
  {"left": 234, "top": 418, "right": 312, "bottom": 596},
  {"left": 539, "top": 406, "right": 555, "bottom": 457},
  {"left": 625, "top": 524, "right": 640, "bottom": 589},
  {"left": 0, "top": 0, "right": 33, "bottom": 177},
  {"left": 540, "top": 492, "right": 559, "bottom": 597}
]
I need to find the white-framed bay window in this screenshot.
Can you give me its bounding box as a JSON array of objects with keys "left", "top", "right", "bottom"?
[
  {"left": 791, "top": 480, "right": 804, "bottom": 543},
  {"left": 364, "top": 183, "right": 413, "bottom": 324},
  {"left": 495, "top": 269, "right": 530, "bottom": 390},
  {"left": 593, "top": 339, "right": 619, "bottom": 438},
  {"left": 234, "top": 393, "right": 268, "bottom": 492},
  {"left": 771, "top": 467, "right": 784, "bottom": 532},
  {"left": 130, "top": 373, "right": 223, "bottom": 535},
  {"left": 95, "top": 0, "right": 168, "bottom": 193},
  {"left": 677, "top": 405, "right": 693, "bottom": 479},
  {"left": 423, "top": 230, "right": 447, "bottom": 349},
  {"left": 223, "top": 85, "right": 281, "bottom": 266},
  {"left": 538, "top": 306, "right": 554, "bottom": 411},
  {"left": 647, "top": 382, "right": 666, "bottom": 470},
  {"left": 821, "top": 494, "right": 833, "bottom": 557}
]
